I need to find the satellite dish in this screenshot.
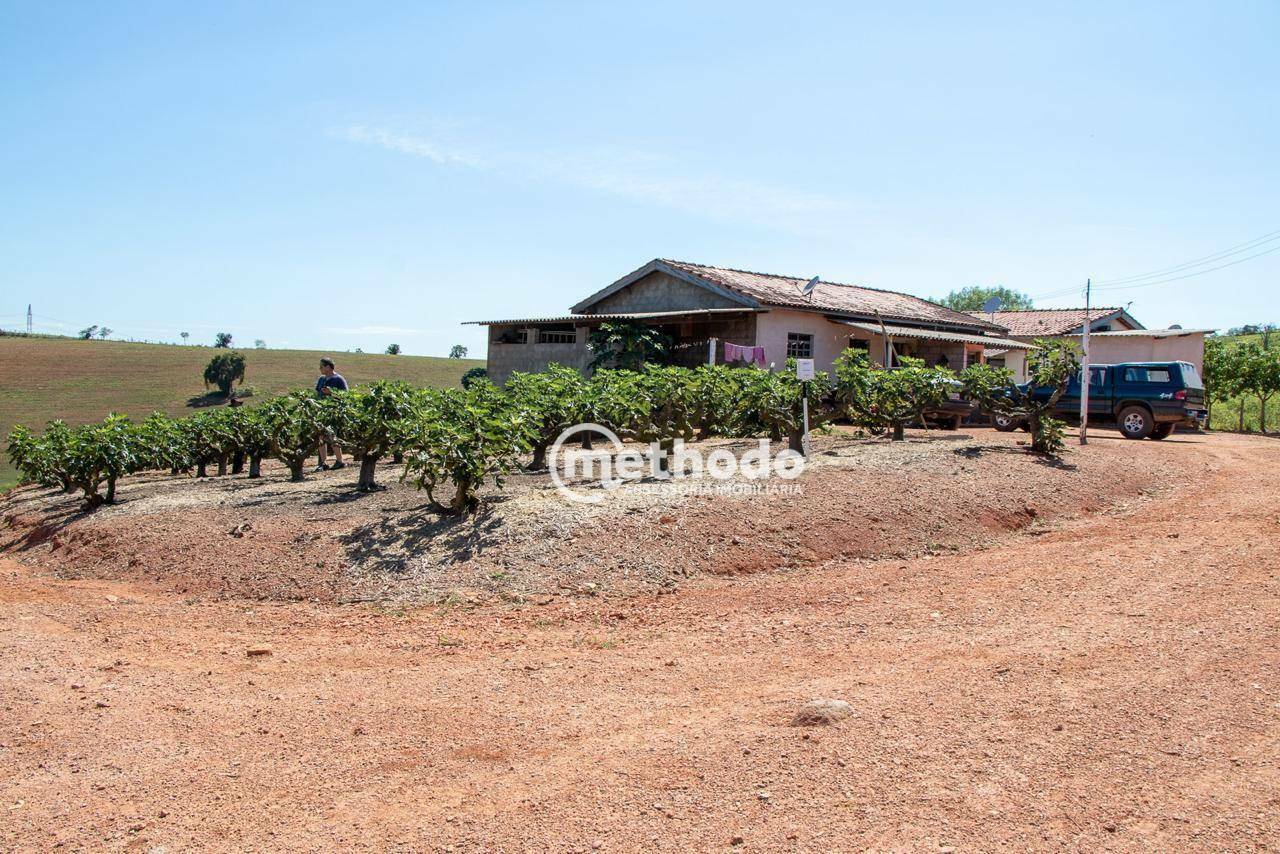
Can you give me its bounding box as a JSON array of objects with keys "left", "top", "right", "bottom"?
[
  {"left": 1169, "top": 324, "right": 1183, "bottom": 329},
  {"left": 800, "top": 276, "right": 820, "bottom": 299},
  {"left": 982, "top": 296, "right": 1003, "bottom": 314}
]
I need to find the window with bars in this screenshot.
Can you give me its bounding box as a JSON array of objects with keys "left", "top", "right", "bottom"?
[
  {"left": 786, "top": 333, "right": 813, "bottom": 359},
  {"left": 538, "top": 329, "right": 577, "bottom": 344}
]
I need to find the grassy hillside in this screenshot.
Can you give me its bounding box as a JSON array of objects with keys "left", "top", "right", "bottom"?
[
  {"left": 0, "top": 336, "right": 483, "bottom": 489},
  {"left": 1208, "top": 330, "right": 1278, "bottom": 433}
]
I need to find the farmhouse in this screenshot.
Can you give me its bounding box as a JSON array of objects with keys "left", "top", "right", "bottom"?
[
  {"left": 470, "top": 259, "right": 1035, "bottom": 384},
  {"left": 973, "top": 307, "right": 1211, "bottom": 381}
]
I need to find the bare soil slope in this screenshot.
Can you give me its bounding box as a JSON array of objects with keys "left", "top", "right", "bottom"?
[
  {"left": 2, "top": 432, "right": 1277, "bottom": 850},
  {"left": 2, "top": 428, "right": 1197, "bottom": 604}
]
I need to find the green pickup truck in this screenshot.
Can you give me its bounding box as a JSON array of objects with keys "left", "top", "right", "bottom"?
[{"left": 993, "top": 361, "right": 1208, "bottom": 440}]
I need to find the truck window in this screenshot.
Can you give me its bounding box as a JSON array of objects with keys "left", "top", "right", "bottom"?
[
  {"left": 1123, "top": 367, "right": 1172, "bottom": 383},
  {"left": 1179, "top": 363, "right": 1204, "bottom": 389}
]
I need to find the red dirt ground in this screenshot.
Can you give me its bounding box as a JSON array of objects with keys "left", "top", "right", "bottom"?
[{"left": 1, "top": 430, "right": 1278, "bottom": 850}]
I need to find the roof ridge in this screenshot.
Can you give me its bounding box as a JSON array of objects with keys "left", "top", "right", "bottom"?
[
  {"left": 973, "top": 307, "right": 1124, "bottom": 314},
  {"left": 663, "top": 258, "right": 912, "bottom": 297}
]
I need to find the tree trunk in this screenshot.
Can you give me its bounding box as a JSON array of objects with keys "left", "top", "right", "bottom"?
[
  {"left": 788, "top": 429, "right": 805, "bottom": 453},
  {"left": 579, "top": 430, "right": 594, "bottom": 450},
  {"left": 105, "top": 476, "right": 117, "bottom": 504},
  {"left": 1262, "top": 395, "right": 1270, "bottom": 434},
  {"left": 217, "top": 455, "right": 228, "bottom": 477},
  {"left": 288, "top": 459, "right": 305, "bottom": 482},
  {"left": 392, "top": 451, "right": 404, "bottom": 464},
  {"left": 248, "top": 455, "right": 262, "bottom": 479},
  {"left": 196, "top": 461, "right": 207, "bottom": 478},
  {"left": 357, "top": 455, "right": 381, "bottom": 491},
  {"left": 1239, "top": 400, "right": 1246, "bottom": 432},
  {"left": 529, "top": 442, "right": 548, "bottom": 471},
  {"left": 61, "top": 476, "right": 75, "bottom": 494},
  {"left": 891, "top": 422, "right": 905, "bottom": 441},
  {"left": 231, "top": 450, "right": 245, "bottom": 475}
]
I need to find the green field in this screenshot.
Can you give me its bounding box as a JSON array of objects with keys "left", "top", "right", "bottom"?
[{"left": 0, "top": 335, "right": 483, "bottom": 489}]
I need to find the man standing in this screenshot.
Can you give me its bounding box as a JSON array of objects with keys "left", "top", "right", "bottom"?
[{"left": 315, "top": 357, "right": 348, "bottom": 471}]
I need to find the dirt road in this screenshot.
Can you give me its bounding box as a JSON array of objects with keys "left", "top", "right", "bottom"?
[{"left": 2, "top": 431, "right": 1278, "bottom": 851}]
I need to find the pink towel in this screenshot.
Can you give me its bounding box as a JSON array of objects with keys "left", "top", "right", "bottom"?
[{"left": 724, "top": 342, "right": 767, "bottom": 367}]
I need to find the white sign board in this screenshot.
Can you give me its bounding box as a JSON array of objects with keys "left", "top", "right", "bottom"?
[{"left": 795, "top": 358, "right": 815, "bottom": 381}]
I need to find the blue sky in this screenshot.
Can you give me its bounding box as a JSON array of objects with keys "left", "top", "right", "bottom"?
[{"left": 2, "top": 1, "right": 1277, "bottom": 356}]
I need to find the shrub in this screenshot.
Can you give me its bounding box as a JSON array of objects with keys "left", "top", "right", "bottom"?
[
  {"left": 460, "top": 366, "right": 488, "bottom": 389},
  {"left": 835, "top": 351, "right": 952, "bottom": 441},
  {"left": 259, "top": 392, "right": 325, "bottom": 481},
  {"left": 961, "top": 338, "right": 1080, "bottom": 455},
  {"left": 506, "top": 364, "right": 590, "bottom": 469},
  {"left": 63, "top": 414, "right": 141, "bottom": 508},
  {"left": 735, "top": 361, "right": 837, "bottom": 453},
  {"left": 398, "top": 383, "right": 532, "bottom": 514},
  {"left": 326, "top": 380, "right": 420, "bottom": 490}
]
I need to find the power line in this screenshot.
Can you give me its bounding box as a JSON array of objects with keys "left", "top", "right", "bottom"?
[
  {"left": 1093, "top": 227, "right": 1280, "bottom": 287},
  {"left": 1094, "top": 241, "right": 1280, "bottom": 293}
]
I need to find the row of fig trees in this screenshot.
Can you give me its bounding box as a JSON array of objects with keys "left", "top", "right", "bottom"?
[{"left": 7, "top": 339, "right": 1080, "bottom": 513}]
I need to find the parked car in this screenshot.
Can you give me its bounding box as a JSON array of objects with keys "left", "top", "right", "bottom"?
[
  {"left": 991, "top": 361, "right": 1207, "bottom": 440},
  {"left": 921, "top": 379, "right": 976, "bottom": 429}
]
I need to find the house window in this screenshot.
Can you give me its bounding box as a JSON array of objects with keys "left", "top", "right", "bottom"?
[
  {"left": 847, "top": 339, "right": 870, "bottom": 354},
  {"left": 786, "top": 333, "right": 813, "bottom": 359},
  {"left": 538, "top": 329, "right": 577, "bottom": 345},
  {"left": 496, "top": 328, "right": 526, "bottom": 344}
]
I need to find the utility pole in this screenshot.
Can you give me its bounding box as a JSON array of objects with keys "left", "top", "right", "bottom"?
[
  {"left": 1079, "top": 278, "right": 1091, "bottom": 445},
  {"left": 26, "top": 304, "right": 32, "bottom": 334}
]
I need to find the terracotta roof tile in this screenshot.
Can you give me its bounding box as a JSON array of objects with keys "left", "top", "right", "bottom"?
[
  {"left": 661, "top": 260, "right": 1000, "bottom": 331},
  {"left": 970, "top": 308, "right": 1127, "bottom": 337}
]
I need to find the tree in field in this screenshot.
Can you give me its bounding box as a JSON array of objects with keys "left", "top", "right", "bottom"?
[
  {"left": 506, "top": 364, "right": 590, "bottom": 470},
  {"left": 98, "top": 327, "right": 112, "bottom": 340},
  {"left": 214, "top": 331, "right": 233, "bottom": 348},
  {"left": 203, "top": 351, "right": 246, "bottom": 397},
  {"left": 79, "top": 325, "right": 98, "bottom": 340},
  {"left": 180, "top": 331, "right": 190, "bottom": 345},
  {"left": 385, "top": 343, "right": 401, "bottom": 355},
  {"left": 254, "top": 339, "right": 266, "bottom": 349},
  {"left": 449, "top": 344, "right": 468, "bottom": 359},
  {"left": 259, "top": 392, "right": 325, "bottom": 481},
  {"left": 63, "top": 414, "right": 141, "bottom": 508},
  {"left": 931, "top": 285, "right": 1034, "bottom": 312},
  {"left": 1202, "top": 337, "right": 1231, "bottom": 424},
  {"left": 960, "top": 339, "right": 1081, "bottom": 455},
  {"left": 398, "top": 383, "right": 533, "bottom": 513},
  {"left": 588, "top": 321, "right": 671, "bottom": 371},
  {"left": 136, "top": 412, "right": 189, "bottom": 474},
  {"left": 1239, "top": 343, "right": 1280, "bottom": 433},
  {"left": 688, "top": 364, "right": 750, "bottom": 440},
  {"left": 7, "top": 421, "right": 77, "bottom": 492},
  {"left": 835, "top": 351, "right": 952, "bottom": 441},
  {"left": 589, "top": 366, "right": 698, "bottom": 471},
  {"left": 461, "top": 367, "right": 487, "bottom": 389},
  {"left": 735, "top": 361, "right": 837, "bottom": 453},
  {"left": 326, "top": 380, "right": 420, "bottom": 490}
]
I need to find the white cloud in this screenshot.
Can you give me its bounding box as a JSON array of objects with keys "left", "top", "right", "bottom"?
[
  {"left": 339, "top": 126, "right": 482, "bottom": 168},
  {"left": 336, "top": 125, "right": 853, "bottom": 232}
]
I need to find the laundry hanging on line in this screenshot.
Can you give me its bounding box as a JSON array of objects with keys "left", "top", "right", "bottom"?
[{"left": 723, "top": 341, "right": 767, "bottom": 367}]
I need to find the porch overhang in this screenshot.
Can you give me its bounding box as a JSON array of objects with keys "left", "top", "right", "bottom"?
[{"left": 832, "top": 319, "right": 1040, "bottom": 351}]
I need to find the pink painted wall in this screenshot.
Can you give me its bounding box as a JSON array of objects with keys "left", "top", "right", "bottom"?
[{"left": 752, "top": 309, "right": 887, "bottom": 372}]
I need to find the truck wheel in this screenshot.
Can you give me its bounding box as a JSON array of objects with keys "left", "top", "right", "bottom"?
[
  {"left": 993, "top": 414, "right": 1020, "bottom": 432},
  {"left": 1118, "top": 406, "right": 1154, "bottom": 440},
  {"left": 1150, "top": 423, "right": 1175, "bottom": 440}
]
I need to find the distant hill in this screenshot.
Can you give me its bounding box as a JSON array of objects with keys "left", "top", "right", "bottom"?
[{"left": 0, "top": 335, "right": 483, "bottom": 489}]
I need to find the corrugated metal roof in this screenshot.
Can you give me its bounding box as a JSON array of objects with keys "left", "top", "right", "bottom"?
[
  {"left": 464, "top": 308, "right": 757, "bottom": 326},
  {"left": 834, "top": 320, "right": 1039, "bottom": 350}
]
